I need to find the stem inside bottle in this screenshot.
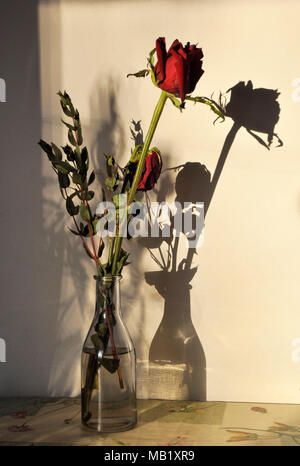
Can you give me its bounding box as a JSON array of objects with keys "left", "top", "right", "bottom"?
[{"left": 81, "top": 276, "right": 136, "bottom": 432}]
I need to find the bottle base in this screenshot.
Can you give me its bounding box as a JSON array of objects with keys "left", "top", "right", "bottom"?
[{"left": 81, "top": 417, "right": 137, "bottom": 433}]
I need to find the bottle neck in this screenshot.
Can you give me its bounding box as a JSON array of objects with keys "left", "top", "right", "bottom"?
[{"left": 95, "top": 276, "right": 121, "bottom": 316}]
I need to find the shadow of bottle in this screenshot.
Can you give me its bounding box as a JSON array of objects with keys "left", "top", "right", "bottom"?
[
  {"left": 145, "top": 267, "right": 206, "bottom": 400},
  {"left": 140, "top": 162, "right": 212, "bottom": 400},
  {"left": 141, "top": 80, "right": 282, "bottom": 401}
]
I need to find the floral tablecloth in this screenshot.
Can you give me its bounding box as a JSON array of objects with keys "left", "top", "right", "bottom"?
[{"left": 0, "top": 398, "right": 300, "bottom": 446}]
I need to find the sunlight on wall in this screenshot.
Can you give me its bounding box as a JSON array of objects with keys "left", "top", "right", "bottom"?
[{"left": 35, "top": 0, "right": 300, "bottom": 402}]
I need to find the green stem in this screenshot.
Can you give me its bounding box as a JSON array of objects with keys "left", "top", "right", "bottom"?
[
  {"left": 112, "top": 90, "right": 168, "bottom": 274},
  {"left": 108, "top": 237, "right": 115, "bottom": 269}
]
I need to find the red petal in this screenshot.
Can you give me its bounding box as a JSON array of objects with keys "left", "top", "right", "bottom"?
[
  {"left": 177, "top": 45, "right": 187, "bottom": 60},
  {"left": 155, "top": 37, "right": 167, "bottom": 83},
  {"left": 167, "top": 39, "right": 180, "bottom": 54},
  {"left": 185, "top": 47, "right": 204, "bottom": 94},
  {"left": 169, "top": 48, "right": 186, "bottom": 103}
]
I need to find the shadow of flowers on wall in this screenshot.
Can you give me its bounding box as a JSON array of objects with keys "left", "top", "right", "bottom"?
[{"left": 137, "top": 79, "right": 282, "bottom": 401}]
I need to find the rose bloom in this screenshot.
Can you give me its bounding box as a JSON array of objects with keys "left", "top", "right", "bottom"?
[
  {"left": 136, "top": 150, "right": 162, "bottom": 191},
  {"left": 154, "top": 37, "right": 204, "bottom": 104}
]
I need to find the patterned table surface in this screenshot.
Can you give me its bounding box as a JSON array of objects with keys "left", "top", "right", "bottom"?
[{"left": 0, "top": 398, "right": 300, "bottom": 446}]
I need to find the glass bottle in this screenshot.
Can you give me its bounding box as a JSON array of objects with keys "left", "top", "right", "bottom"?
[{"left": 81, "top": 275, "right": 137, "bottom": 432}]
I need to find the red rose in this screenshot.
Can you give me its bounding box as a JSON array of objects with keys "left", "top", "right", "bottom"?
[
  {"left": 154, "top": 37, "right": 204, "bottom": 104},
  {"left": 137, "top": 150, "right": 162, "bottom": 191}
]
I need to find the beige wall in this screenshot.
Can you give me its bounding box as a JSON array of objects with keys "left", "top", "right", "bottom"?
[{"left": 1, "top": 0, "right": 300, "bottom": 403}]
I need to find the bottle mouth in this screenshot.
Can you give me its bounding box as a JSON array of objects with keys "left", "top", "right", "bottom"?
[{"left": 93, "top": 275, "right": 122, "bottom": 282}]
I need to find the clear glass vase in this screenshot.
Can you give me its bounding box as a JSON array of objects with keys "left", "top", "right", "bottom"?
[{"left": 81, "top": 275, "right": 137, "bottom": 432}]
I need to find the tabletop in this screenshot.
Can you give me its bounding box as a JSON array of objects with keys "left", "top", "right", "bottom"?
[{"left": 0, "top": 398, "right": 300, "bottom": 446}]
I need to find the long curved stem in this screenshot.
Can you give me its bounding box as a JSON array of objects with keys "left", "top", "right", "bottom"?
[{"left": 112, "top": 91, "right": 168, "bottom": 274}]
